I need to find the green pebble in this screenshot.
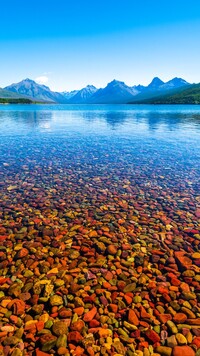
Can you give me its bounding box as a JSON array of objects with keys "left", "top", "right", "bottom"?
[
  {"left": 177, "top": 324, "right": 191, "bottom": 330},
  {"left": 41, "top": 337, "right": 57, "bottom": 352},
  {"left": 118, "top": 300, "right": 126, "bottom": 309},
  {"left": 123, "top": 283, "right": 136, "bottom": 293},
  {"left": 123, "top": 321, "right": 137, "bottom": 331},
  {"left": 195, "top": 349, "right": 200, "bottom": 356},
  {"left": 182, "top": 291, "right": 196, "bottom": 300},
  {"left": 56, "top": 334, "right": 67, "bottom": 348},
  {"left": 154, "top": 325, "right": 160, "bottom": 334},
  {"left": 110, "top": 279, "right": 117, "bottom": 286},
  {"left": 5, "top": 311, "right": 12, "bottom": 318},
  {"left": 167, "top": 320, "right": 178, "bottom": 334},
  {"left": 37, "top": 329, "right": 52, "bottom": 335},
  {"left": 45, "top": 320, "right": 53, "bottom": 329},
  {"left": 23, "top": 270, "right": 34, "bottom": 277},
  {"left": 15, "top": 327, "right": 24, "bottom": 339},
  {"left": 54, "top": 279, "right": 65, "bottom": 287},
  {"left": 67, "top": 294, "right": 74, "bottom": 301},
  {"left": 170, "top": 301, "right": 181, "bottom": 311},
  {"left": 118, "top": 328, "right": 129, "bottom": 337}
]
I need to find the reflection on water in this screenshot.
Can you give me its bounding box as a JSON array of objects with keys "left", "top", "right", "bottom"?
[{"left": 1, "top": 104, "right": 200, "bottom": 137}]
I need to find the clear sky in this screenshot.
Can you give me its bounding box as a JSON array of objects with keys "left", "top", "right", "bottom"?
[{"left": 0, "top": 0, "right": 200, "bottom": 91}]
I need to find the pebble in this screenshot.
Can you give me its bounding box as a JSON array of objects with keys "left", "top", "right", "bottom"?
[
  {"left": 172, "top": 345, "right": 195, "bottom": 356},
  {"left": 52, "top": 321, "right": 68, "bottom": 336},
  {"left": 175, "top": 333, "right": 187, "bottom": 345},
  {"left": 83, "top": 307, "right": 97, "bottom": 322},
  {"left": 40, "top": 334, "right": 57, "bottom": 352},
  {"left": 128, "top": 309, "right": 139, "bottom": 326},
  {"left": 173, "top": 313, "right": 187, "bottom": 324},
  {"left": 50, "top": 295, "right": 63, "bottom": 306},
  {"left": 155, "top": 346, "right": 172, "bottom": 356},
  {"left": 167, "top": 335, "right": 177, "bottom": 348},
  {"left": 167, "top": 321, "right": 178, "bottom": 334},
  {"left": 0, "top": 137, "right": 200, "bottom": 356}
]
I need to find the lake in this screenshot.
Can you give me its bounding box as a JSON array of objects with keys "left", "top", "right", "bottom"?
[{"left": 0, "top": 104, "right": 200, "bottom": 355}]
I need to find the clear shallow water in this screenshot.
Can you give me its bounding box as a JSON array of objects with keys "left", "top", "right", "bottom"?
[{"left": 0, "top": 104, "right": 200, "bottom": 217}]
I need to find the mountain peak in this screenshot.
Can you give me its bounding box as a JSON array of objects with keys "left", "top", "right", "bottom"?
[
  {"left": 23, "top": 78, "right": 36, "bottom": 83},
  {"left": 109, "top": 79, "right": 125, "bottom": 86},
  {"left": 148, "top": 77, "right": 164, "bottom": 88},
  {"left": 161, "top": 77, "right": 190, "bottom": 90},
  {"left": 166, "top": 77, "right": 189, "bottom": 85},
  {"left": 86, "top": 85, "right": 96, "bottom": 89}
]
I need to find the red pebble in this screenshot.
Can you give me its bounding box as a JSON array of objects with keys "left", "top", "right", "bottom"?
[
  {"left": 192, "top": 336, "right": 200, "bottom": 348},
  {"left": 172, "top": 345, "right": 195, "bottom": 356},
  {"left": 89, "top": 319, "right": 100, "bottom": 328},
  {"left": 145, "top": 329, "right": 160, "bottom": 343},
  {"left": 128, "top": 309, "right": 139, "bottom": 326},
  {"left": 68, "top": 331, "right": 83, "bottom": 343},
  {"left": 83, "top": 307, "right": 97, "bottom": 322}
]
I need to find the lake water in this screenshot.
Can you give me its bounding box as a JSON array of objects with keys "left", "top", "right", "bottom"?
[
  {"left": 1, "top": 105, "right": 200, "bottom": 196},
  {"left": 0, "top": 104, "right": 200, "bottom": 355}
]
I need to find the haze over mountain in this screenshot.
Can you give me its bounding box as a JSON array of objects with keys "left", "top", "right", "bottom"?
[{"left": 2, "top": 76, "right": 192, "bottom": 104}]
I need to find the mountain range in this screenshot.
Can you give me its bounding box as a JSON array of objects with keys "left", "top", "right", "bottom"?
[
  {"left": 0, "top": 77, "right": 198, "bottom": 104},
  {"left": 134, "top": 83, "right": 200, "bottom": 105}
]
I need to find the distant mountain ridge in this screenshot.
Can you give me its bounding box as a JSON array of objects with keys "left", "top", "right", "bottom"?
[
  {"left": 2, "top": 76, "right": 193, "bottom": 104},
  {"left": 133, "top": 83, "right": 200, "bottom": 105},
  {"left": 129, "top": 77, "right": 191, "bottom": 103}
]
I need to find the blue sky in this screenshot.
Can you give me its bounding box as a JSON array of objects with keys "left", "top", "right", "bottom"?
[{"left": 1, "top": 0, "right": 200, "bottom": 91}]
